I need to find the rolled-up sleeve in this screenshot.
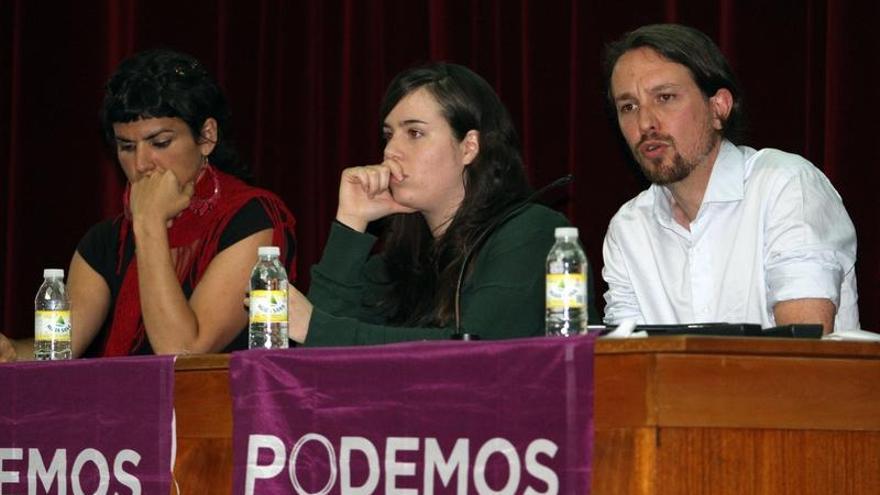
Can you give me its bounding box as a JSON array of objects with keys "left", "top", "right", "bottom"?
[{"left": 764, "top": 168, "right": 857, "bottom": 310}]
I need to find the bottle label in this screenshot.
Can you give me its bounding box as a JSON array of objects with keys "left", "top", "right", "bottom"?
[
  {"left": 249, "top": 290, "right": 288, "bottom": 323},
  {"left": 546, "top": 274, "right": 586, "bottom": 310},
  {"left": 34, "top": 310, "right": 71, "bottom": 342}
]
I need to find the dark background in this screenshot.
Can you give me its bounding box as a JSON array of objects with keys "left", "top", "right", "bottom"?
[{"left": 2, "top": 0, "right": 877, "bottom": 337}]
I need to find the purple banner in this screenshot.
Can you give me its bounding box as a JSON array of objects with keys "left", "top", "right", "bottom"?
[
  {"left": 0, "top": 355, "right": 175, "bottom": 495},
  {"left": 231, "top": 335, "right": 594, "bottom": 495}
]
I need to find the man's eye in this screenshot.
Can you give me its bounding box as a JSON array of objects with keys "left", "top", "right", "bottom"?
[
  {"left": 117, "top": 143, "right": 135, "bottom": 153},
  {"left": 408, "top": 129, "right": 424, "bottom": 138},
  {"left": 618, "top": 103, "right": 635, "bottom": 114},
  {"left": 152, "top": 140, "right": 171, "bottom": 149},
  {"left": 658, "top": 93, "right": 675, "bottom": 103}
]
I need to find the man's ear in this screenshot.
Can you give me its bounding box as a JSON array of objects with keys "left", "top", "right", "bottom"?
[
  {"left": 461, "top": 130, "right": 480, "bottom": 166},
  {"left": 198, "top": 118, "right": 218, "bottom": 156},
  {"left": 709, "top": 89, "right": 733, "bottom": 132}
]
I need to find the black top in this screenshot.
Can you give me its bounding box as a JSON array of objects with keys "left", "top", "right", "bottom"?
[{"left": 76, "top": 199, "right": 293, "bottom": 356}]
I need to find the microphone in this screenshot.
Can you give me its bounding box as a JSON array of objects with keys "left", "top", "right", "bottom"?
[{"left": 451, "top": 174, "right": 575, "bottom": 340}]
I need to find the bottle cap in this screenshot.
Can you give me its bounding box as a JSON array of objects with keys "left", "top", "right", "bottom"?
[
  {"left": 258, "top": 246, "right": 280, "bottom": 256},
  {"left": 554, "top": 227, "right": 579, "bottom": 239},
  {"left": 43, "top": 268, "right": 64, "bottom": 279}
]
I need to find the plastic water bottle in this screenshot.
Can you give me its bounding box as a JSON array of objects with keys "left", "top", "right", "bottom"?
[
  {"left": 34, "top": 268, "right": 72, "bottom": 360},
  {"left": 249, "top": 246, "right": 289, "bottom": 349},
  {"left": 546, "top": 227, "right": 588, "bottom": 336}
]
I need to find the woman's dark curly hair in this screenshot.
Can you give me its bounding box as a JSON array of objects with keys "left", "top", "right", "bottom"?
[{"left": 99, "top": 48, "right": 248, "bottom": 179}]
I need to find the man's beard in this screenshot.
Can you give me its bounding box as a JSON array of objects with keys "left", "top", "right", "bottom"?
[
  {"left": 633, "top": 132, "right": 717, "bottom": 185},
  {"left": 640, "top": 149, "right": 697, "bottom": 185}
]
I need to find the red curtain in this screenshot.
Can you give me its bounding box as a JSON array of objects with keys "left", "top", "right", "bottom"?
[{"left": 2, "top": 0, "right": 877, "bottom": 337}]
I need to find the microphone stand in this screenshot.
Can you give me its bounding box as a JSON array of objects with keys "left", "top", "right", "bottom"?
[{"left": 450, "top": 174, "right": 574, "bottom": 340}]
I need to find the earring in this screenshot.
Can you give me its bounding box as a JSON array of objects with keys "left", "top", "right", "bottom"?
[{"left": 201, "top": 155, "right": 208, "bottom": 167}]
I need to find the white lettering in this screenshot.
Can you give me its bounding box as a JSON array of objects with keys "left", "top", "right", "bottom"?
[
  {"left": 0, "top": 448, "right": 146, "bottom": 495},
  {"left": 384, "top": 437, "right": 418, "bottom": 495},
  {"left": 0, "top": 448, "right": 23, "bottom": 490},
  {"left": 236, "top": 433, "right": 560, "bottom": 495},
  {"left": 423, "top": 438, "right": 468, "bottom": 495},
  {"left": 71, "top": 448, "right": 110, "bottom": 495},
  {"left": 28, "top": 448, "right": 66, "bottom": 495},
  {"left": 113, "top": 449, "right": 142, "bottom": 495},
  {"left": 244, "top": 434, "right": 286, "bottom": 495},
  {"left": 523, "top": 439, "right": 558, "bottom": 495},
  {"left": 473, "top": 438, "right": 520, "bottom": 495},
  {"left": 289, "top": 433, "right": 336, "bottom": 495},
  {"left": 339, "top": 437, "right": 379, "bottom": 494}
]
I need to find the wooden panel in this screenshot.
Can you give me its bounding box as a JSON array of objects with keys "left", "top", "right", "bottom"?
[
  {"left": 173, "top": 357, "right": 234, "bottom": 493},
  {"left": 174, "top": 353, "right": 230, "bottom": 371},
  {"left": 670, "top": 337, "right": 880, "bottom": 359},
  {"left": 173, "top": 438, "right": 233, "bottom": 494},
  {"left": 654, "top": 428, "right": 880, "bottom": 495},
  {"left": 595, "top": 336, "right": 880, "bottom": 359},
  {"left": 654, "top": 354, "right": 880, "bottom": 430},
  {"left": 594, "top": 353, "right": 655, "bottom": 428},
  {"left": 592, "top": 428, "right": 657, "bottom": 495},
  {"left": 174, "top": 368, "right": 233, "bottom": 437}
]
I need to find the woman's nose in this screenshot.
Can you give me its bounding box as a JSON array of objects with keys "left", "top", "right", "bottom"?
[
  {"left": 383, "top": 142, "right": 402, "bottom": 161},
  {"left": 133, "top": 145, "right": 154, "bottom": 173}
]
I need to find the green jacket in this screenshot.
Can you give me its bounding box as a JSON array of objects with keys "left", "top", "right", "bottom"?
[{"left": 304, "top": 204, "right": 595, "bottom": 346}]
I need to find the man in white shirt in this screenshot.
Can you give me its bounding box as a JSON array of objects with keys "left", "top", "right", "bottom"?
[{"left": 601, "top": 24, "right": 859, "bottom": 334}]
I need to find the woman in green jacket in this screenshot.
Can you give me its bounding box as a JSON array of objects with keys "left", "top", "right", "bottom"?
[{"left": 288, "top": 62, "right": 595, "bottom": 346}]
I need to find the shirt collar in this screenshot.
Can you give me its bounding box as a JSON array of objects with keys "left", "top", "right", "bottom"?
[
  {"left": 650, "top": 140, "right": 744, "bottom": 227},
  {"left": 651, "top": 185, "right": 675, "bottom": 228},
  {"left": 702, "top": 140, "right": 744, "bottom": 203}
]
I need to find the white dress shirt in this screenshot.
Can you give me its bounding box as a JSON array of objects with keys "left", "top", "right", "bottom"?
[{"left": 602, "top": 140, "right": 860, "bottom": 330}]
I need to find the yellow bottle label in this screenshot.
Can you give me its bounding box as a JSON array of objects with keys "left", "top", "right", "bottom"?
[
  {"left": 546, "top": 273, "right": 586, "bottom": 310},
  {"left": 34, "top": 310, "right": 71, "bottom": 342},
  {"left": 249, "top": 290, "right": 288, "bottom": 323}
]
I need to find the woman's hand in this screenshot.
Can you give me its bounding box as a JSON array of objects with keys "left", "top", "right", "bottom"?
[
  {"left": 335, "top": 162, "right": 416, "bottom": 232},
  {"left": 129, "top": 168, "right": 195, "bottom": 227},
  {"left": 0, "top": 334, "right": 19, "bottom": 362},
  {"left": 288, "top": 286, "right": 313, "bottom": 344}
]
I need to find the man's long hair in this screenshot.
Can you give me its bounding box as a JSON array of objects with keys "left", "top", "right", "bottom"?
[{"left": 603, "top": 23, "right": 746, "bottom": 143}]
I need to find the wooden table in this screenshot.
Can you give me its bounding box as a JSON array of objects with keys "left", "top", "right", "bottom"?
[{"left": 173, "top": 337, "right": 880, "bottom": 494}]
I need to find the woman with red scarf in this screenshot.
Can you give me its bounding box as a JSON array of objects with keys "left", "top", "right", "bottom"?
[{"left": 0, "top": 49, "right": 296, "bottom": 360}]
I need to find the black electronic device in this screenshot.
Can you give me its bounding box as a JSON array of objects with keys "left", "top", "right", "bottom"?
[{"left": 595, "top": 322, "right": 824, "bottom": 339}]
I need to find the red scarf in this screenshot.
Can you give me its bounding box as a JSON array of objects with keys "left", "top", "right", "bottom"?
[{"left": 102, "top": 165, "right": 296, "bottom": 356}]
